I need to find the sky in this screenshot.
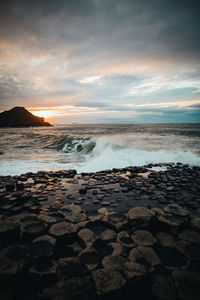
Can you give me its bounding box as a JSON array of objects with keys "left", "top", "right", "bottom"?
[{"left": 0, "top": 0, "right": 200, "bottom": 123}]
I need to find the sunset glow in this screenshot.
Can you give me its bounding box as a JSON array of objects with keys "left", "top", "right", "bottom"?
[{"left": 30, "top": 110, "right": 58, "bottom": 119}]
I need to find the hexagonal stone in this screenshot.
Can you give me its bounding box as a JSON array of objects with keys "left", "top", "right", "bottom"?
[
  {"left": 55, "top": 241, "right": 83, "bottom": 259},
  {"left": 175, "top": 240, "right": 200, "bottom": 261},
  {"left": 29, "top": 258, "right": 57, "bottom": 284},
  {"left": 98, "top": 207, "right": 109, "bottom": 215},
  {"left": 79, "top": 246, "right": 101, "bottom": 271},
  {"left": 156, "top": 232, "right": 175, "bottom": 247},
  {"left": 178, "top": 230, "right": 200, "bottom": 245},
  {"left": 131, "top": 230, "right": 156, "bottom": 246},
  {"left": 151, "top": 274, "right": 176, "bottom": 300},
  {"left": 38, "top": 214, "right": 57, "bottom": 225},
  {"left": 99, "top": 229, "right": 116, "bottom": 242},
  {"left": 102, "top": 255, "right": 126, "bottom": 271},
  {"left": 78, "top": 228, "right": 95, "bottom": 247},
  {"left": 109, "top": 242, "right": 123, "bottom": 256},
  {"left": 155, "top": 245, "right": 187, "bottom": 267},
  {"left": 173, "top": 270, "right": 200, "bottom": 300},
  {"left": 21, "top": 221, "right": 46, "bottom": 241},
  {"left": 122, "top": 261, "right": 146, "bottom": 283},
  {"left": 30, "top": 235, "right": 56, "bottom": 257},
  {"left": 128, "top": 207, "right": 155, "bottom": 228},
  {"left": 61, "top": 204, "right": 81, "bottom": 214},
  {"left": 117, "top": 231, "right": 136, "bottom": 248},
  {"left": 191, "top": 217, "right": 200, "bottom": 232},
  {"left": 65, "top": 276, "right": 97, "bottom": 300},
  {"left": 0, "top": 220, "right": 20, "bottom": 244},
  {"left": 163, "top": 204, "right": 189, "bottom": 217},
  {"left": 5, "top": 183, "right": 15, "bottom": 192},
  {"left": 0, "top": 245, "right": 26, "bottom": 276},
  {"left": 58, "top": 257, "right": 85, "bottom": 279},
  {"left": 49, "top": 221, "right": 78, "bottom": 241},
  {"left": 157, "top": 214, "right": 186, "bottom": 234},
  {"left": 93, "top": 239, "right": 113, "bottom": 258},
  {"left": 129, "top": 246, "right": 161, "bottom": 267},
  {"left": 109, "top": 213, "right": 128, "bottom": 230},
  {"left": 41, "top": 280, "right": 66, "bottom": 300},
  {"left": 61, "top": 204, "right": 87, "bottom": 223},
  {"left": 92, "top": 269, "right": 126, "bottom": 297}
]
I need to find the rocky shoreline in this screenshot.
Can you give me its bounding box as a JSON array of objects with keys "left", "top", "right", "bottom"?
[{"left": 0, "top": 163, "right": 200, "bottom": 300}]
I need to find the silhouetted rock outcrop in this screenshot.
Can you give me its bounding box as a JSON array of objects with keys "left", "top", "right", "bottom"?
[{"left": 0, "top": 107, "right": 52, "bottom": 127}]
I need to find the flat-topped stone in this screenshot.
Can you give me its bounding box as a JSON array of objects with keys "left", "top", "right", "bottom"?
[
  {"left": 131, "top": 230, "right": 156, "bottom": 246},
  {"left": 49, "top": 221, "right": 78, "bottom": 240},
  {"left": 92, "top": 269, "right": 126, "bottom": 297},
  {"left": 128, "top": 207, "right": 155, "bottom": 228}
]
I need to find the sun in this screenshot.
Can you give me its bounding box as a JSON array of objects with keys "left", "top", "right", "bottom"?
[{"left": 29, "top": 109, "right": 56, "bottom": 119}]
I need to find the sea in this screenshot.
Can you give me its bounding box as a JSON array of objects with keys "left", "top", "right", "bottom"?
[{"left": 0, "top": 123, "right": 200, "bottom": 176}]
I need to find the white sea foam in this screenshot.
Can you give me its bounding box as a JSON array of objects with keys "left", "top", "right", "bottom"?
[
  {"left": 0, "top": 125, "right": 200, "bottom": 176},
  {"left": 76, "top": 136, "right": 200, "bottom": 172}
]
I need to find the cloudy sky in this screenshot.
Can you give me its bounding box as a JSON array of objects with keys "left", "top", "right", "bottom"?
[{"left": 0, "top": 0, "right": 200, "bottom": 123}]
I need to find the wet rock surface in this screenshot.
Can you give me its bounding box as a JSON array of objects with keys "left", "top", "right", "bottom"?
[{"left": 0, "top": 163, "right": 200, "bottom": 299}]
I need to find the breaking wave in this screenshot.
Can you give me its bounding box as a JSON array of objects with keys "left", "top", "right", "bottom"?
[
  {"left": 1, "top": 124, "right": 200, "bottom": 175},
  {"left": 74, "top": 136, "right": 200, "bottom": 172},
  {"left": 60, "top": 137, "right": 96, "bottom": 154}
]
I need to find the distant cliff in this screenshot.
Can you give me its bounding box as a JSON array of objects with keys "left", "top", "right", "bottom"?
[{"left": 0, "top": 107, "right": 52, "bottom": 127}]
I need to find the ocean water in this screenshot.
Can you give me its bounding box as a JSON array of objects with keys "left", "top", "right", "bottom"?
[{"left": 0, "top": 123, "right": 200, "bottom": 176}]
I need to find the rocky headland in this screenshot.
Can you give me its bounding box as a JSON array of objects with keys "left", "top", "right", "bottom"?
[
  {"left": 0, "top": 107, "right": 52, "bottom": 127},
  {"left": 0, "top": 163, "right": 200, "bottom": 299}
]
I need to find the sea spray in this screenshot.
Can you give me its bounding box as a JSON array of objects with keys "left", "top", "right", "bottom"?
[
  {"left": 75, "top": 135, "right": 200, "bottom": 172},
  {"left": 1, "top": 124, "right": 200, "bottom": 176}
]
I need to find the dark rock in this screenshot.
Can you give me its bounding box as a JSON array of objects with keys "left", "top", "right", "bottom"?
[
  {"left": 151, "top": 274, "right": 176, "bottom": 300},
  {"left": 16, "top": 182, "right": 24, "bottom": 191},
  {"left": 0, "top": 220, "right": 20, "bottom": 245},
  {"left": 175, "top": 240, "right": 200, "bottom": 261},
  {"left": 64, "top": 276, "right": 97, "bottom": 300},
  {"left": 38, "top": 214, "right": 57, "bottom": 225},
  {"left": 156, "top": 232, "right": 175, "bottom": 247},
  {"left": 117, "top": 231, "right": 136, "bottom": 248},
  {"left": 173, "top": 270, "right": 200, "bottom": 300},
  {"left": 128, "top": 207, "right": 155, "bottom": 228},
  {"left": 0, "top": 107, "right": 52, "bottom": 127},
  {"left": 41, "top": 280, "right": 66, "bottom": 300},
  {"left": 30, "top": 235, "right": 56, "bottom": 257},
  {"left": 131, "top": 230, "right": 156, "bottom": 246},
  {"left": 163, "top": 204, "right": 189, "bottom": 217},
  {"left": 92, "top": 269, "right": 126, "bottom": 297},
  {"left": 29, "top": 258, "right": 57, "bottom": 288},
  {"left": 109, "top": 242, "right": 123, "bottom": 256},
  {"left": 49, "top": 221, "right": 78, "bottom": 242},
  {"left": 79, "top": 188, "right": 87, "bottom": 194},
  {"left": 78, "top": 228, "right": 95, "bottom": 247},
  {"left": 129, "top": 246, "right": 161, "bottom": 268},
  {"left": 79, "top": 246, "right": 101, "bottom": 271},
  {"left": 155, "top": 245, "right": 187, "bottom": 267},
  {"left": 0, "top": 245, "right": 26, "bottom": 277},
  {"left": 157, "top": 214, "right": 187, "bottom": 234},
  {"left": 58, "top": 257, "right": 85, "bottom": 279},
  {"left": 5, "top": 183, "right": 15, "bottom": 192},
  {"left": 122, "top": 261, "right": 146, "bottom": 283},
  {"left": 21, "top": 221, "right": 46, "bottom": 241},
  {"left": 102, "top": 255, "right": 126, "bottom": 271},
  {"left": 55, "top": 241, "right": 83, "bottom": 259},
  {"left": 178, "top": 230, "right": 200, "bottom": 245},
  {"left": 61, "top": 204, "right": 87, "bottom": 223},
  {"left": 191, "top": 217, "right": 200, "bottom": 231}
]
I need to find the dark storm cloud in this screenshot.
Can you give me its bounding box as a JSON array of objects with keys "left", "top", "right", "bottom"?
[{"left": 1, "top": 0, "right": 200, "bottom": 60}]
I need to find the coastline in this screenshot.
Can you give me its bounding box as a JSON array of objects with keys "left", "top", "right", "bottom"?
[{"left": 0, "top": 163, "right": 200, "bottom": 299}]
